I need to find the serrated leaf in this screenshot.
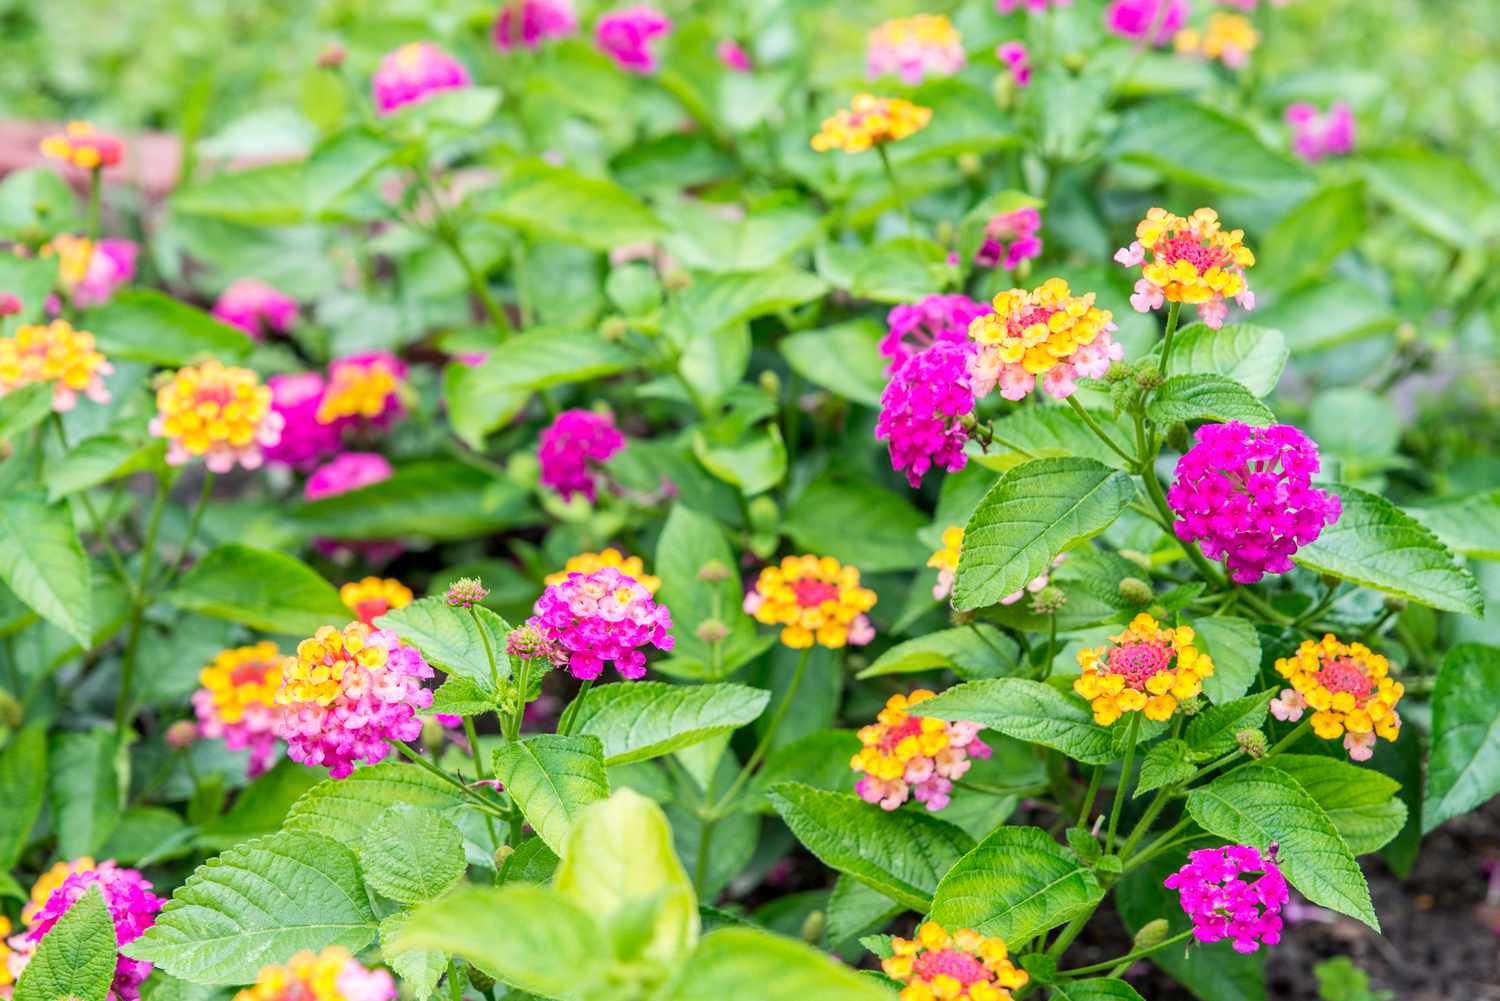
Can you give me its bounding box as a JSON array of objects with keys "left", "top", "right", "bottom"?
[
  {"left": 1049, "top": 979, "right": 1147, "bottom": 1001},
  {"left": 1265, "top": 755, "right": 1405, "bottom": 855},
  {"left": 166, "top": 545, "right": 347, "bottom": 636},
  {"left": 123, "top": 831, "right": 378, "bottom": 984},
  {"left": 1135, "top": 739, "right": 1196, "bottom": 796},
  {"left": 1110, "top": 101, "right": 1311, "bottom": 194},
  {"left": 1146, "top": 324, "right": 1288, "bottom": 397},
  {"left": 0, "top": 489, "right": 92, "bottom": 646},
  {"left": 493, "top": 734, "right": 610, "bottom": 855},
  {"left": 49, "top": 727, "right": 119, "bottom": 858},
  {"left": 1407, "top": 490, "right": 1500, "bottom": 560},
  {"left": 917, "top": 679, "right": 1119, "bottom": 765},
  {"left": 482, "top": 158, "right": 662, "bottom": 250},
  {"left": 662, "top": 927, "right": 897, "bottom": 1001},
  {"left": 1184, "top": 690, "right": 1275, "bottom": 759},
  {"left": 954, "top": 458, "right": 1133, "bottom": 610},
  {"left": 88, "top": 290, "right": 251, "bottom": 366},
  {"left": 1147, "top": 374, "right": 1274, "bottom": 426},
  {"left": 361, "top": 804, "right": 466, "bottom": 904},
  {"left": 0, "top": 725, "right": 47, "bottom": 866},
  {"left": 858, "top": 625, "right": 1020, "bottom": 680},
  {"left": 283, "top": 762, "right": 466, "bottom": 847},
  {"left": 375, "top": 597, "right": 511, "bottom": 684},
  {"left": 971, "top": 407, "right": 1134, "bottom": 472},
  {"left": 498, "top": 837, "right": 560, "bottom": 885},
  {"left": 14, "top": 885, "right": 116, "bottom": 1001},
  {"left": 826, "top": 875, "right": 903, "bottom": 947},
  {"left": 1423, "top": 644, "right": 1500, "bottom": 833},
  {"left": 571, "top": 681, "right": 770, "bottom": 766},
  {"left": 1190, "top": 616, "right": 1262, "bottom": 704},
  {"left": 45, "top": 436, "right": 165, "bottom": 501},
  {"left": 767, "top": 783, "right": 974, "bottom": 912},
  {"left": 0, "top": 383, "right": 55, "bottom": 442},
  {"left": 742, "top": 730, "right": 862, "bottom": 814},
  {"left": 1186, "top": 764, "right": 1377, "bottom": 929},
  {"left": 1293, "top": 484, "right": 1483, "bottom": 616},
  {"left": 928, "top": 826, "right": 1103, "bottom": 946},
  {"left": 1361, "top": 147, "right": 1500, "bottom": 247},
  {"left": 428, "top": 676, "right": 501, "bottom": 717},
  {"left": 378, "top": 912, "right": 444, "bottom": 1001}
]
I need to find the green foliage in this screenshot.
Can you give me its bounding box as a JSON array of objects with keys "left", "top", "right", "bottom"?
[
  {"left": 919, "top": 680, "right": 1119, "bottom": 764},
  {"left": 570, "top": 681, "right": 770, "bottom": 765},
  {"left": 166, "top": 545, "right": 347, "bottom": 636},
  {"left": 493, "top": 734, "right": 610, "bottom": 855},
  {"left": 376, "top": 597, "right": 511, "bottom": 684},
  {"left": 14, "top": 885, "right": 117, "bottom": 1001},
  {"left": 1423, "top": 644, "right": 1500, "bottom": 832}
]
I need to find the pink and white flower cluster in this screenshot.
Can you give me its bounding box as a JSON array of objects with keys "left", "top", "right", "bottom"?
[
  {"left": 1164, "top": 844, "right": 1289, "bottom": 953},
  {"left": 521, "top": 567, "right": 674, "bottom": 680}
]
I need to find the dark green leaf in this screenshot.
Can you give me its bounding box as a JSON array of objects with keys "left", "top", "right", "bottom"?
[
  {"left": 1265, "top": 755, "right": 1406, "bottom": 855},
  {"left": 14, "top": 885, "right": 117, "bottom": 1001},
  {"left": 779, "top": 320, "right": 888, "bottom": 408},
  {"left": 1184, "top": 690, "right": 1275, "bottom": 759},
  {"left": 1190, "top": 616, "right": 1262, "bottom": 704},
  {"left": 166, "top": 545, "right": 347, "bottom": 636},
  {"left": 1147, "top": 324, "right": 1288, "bottom": 398},
  {"left": 88, "top": 290, "right": 251, "bottom": 366},
  {"left": 294, "top": 462, "right": 535, "bottom": 541},
  {"left": 858, "top": 626, "right": 1020, "bottom": 680},
  {"left": 784, "top": 477, "right": 929, "bottom": 572},
  {"left": 0, "top": 489, "right": 92, "bottom": 646},
  {"left": 49, "top": 727, "right": 119, "bottom": 858},
  {"left": 375, "top": 597, "right": 511, "bottom": 684},
  {"left": 571, "top": 682, "right": 771, "bottom": 766},
  {"left": 482, "top": 158, "right": 662, "bottom": 250},
  {"left": 1147, "top": 374, "right": 1274, "bottom": 426},
  {"left": 0, "top": 725, "right": 47, "bottom": 866},
  {"left": 1423, "top": 644, "right": 1500, "bottom": 832},
  {"left": 360, "top": 804, "right": 467, "bottom": 904},
  {"left": 918, "top": 679, "right": 1119, "bottom": 765}
]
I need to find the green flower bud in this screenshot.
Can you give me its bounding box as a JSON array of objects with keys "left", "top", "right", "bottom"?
[
  {"left": 1236, "top": 728, "right": 1268, "bottom": 758},
  {"left": 1382, "top": 594, "right": 1407, "bottom": 613},
  {"left": 758, "top": 370, "right": 782, "bottom": 396},
  {"left": 697, "top": 560, "right": 731, "bottom": 583},
  {"left": 599, "top": 316, "right": 629, "bottom": 341},
  {"left": 1177, "top": 695, "right": 1205, "bottom": 717},
  {"left": 957, "top": 153, "right": 983, "bottom": 177},
  {"left": 492, "top": 844, "right": 515, "bottom": 869},
  {"left": 466, "top": 966, "right": 496, "bottom": 993},
  {"left": 695, "top": 619, "right": 730, "bottom": 645},
  {"left": 0, "top": 689, "right": 21, "bottom": 730},
  {"left": 1031, "top": 585, "right": 1068, "bottom": 616},
  {"left": 1118, "top": 577, "right": 1154, "bottom": 606},
  {"left": 1165, "top": 421, "right": 1190, "bottom": 453},
  {"left": 1133, "top": 918, "right": 1171, "bottom": 950},
  {"left": 800, "top": 910, "right": 825, "bottom": 944},
  {"left": 421, "top": 715, "right": 448, "bottom": 750}
]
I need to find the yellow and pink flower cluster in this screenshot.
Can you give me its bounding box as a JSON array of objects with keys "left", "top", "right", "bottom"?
[
  {"left": 1074, "top": 613, "right": 1213, "bottom": 725},
  {"left": 1115, "top": 207, "right": 1256, "bottom": 329},
  {"left": 744, "top": 554, "right": 877, "bottom": 649},
  {"left": 235, "top": 947, "right": 395, "bottom": 1001},
  {"left": 0, "top": 319, "right": 112, "bottom": 412},
  {"left": 881, "top": 922, "right": 1028, "bottom": 1001},
  {"left": 811, "top": 95, "right": 932, "bottom": 154},
  {"left": 1271, "top": 635, "right": 1403, "bottom": 761},
  {"left": 149, "top": 359, "right": 284, "bottom": 473},
  {"left": 967, "top": 278, "right": 1122, "bottom": 402},
  {"left": 851, "top": 690, "right": 990, "bottom": 812}
]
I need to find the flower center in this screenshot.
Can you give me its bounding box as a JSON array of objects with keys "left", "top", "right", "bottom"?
[
  {"left": 912, "top": 949, "right": 989, "bottom": 985},
  {"left": 229, "top": 661, "right": 273, "bottom": 688},
  {"left": 354, "top": 597, "right": 391, "bottom": 625},
  {"left": 790, "top": 578, "right": 840, "bottom": 608},
  {"left": 1316, "top": 658, "right": 1373, "bottom": 701},
  {"left": 1104, "top": 641, "right": 1175, "bottom": 689},
  {"left": 878, "top": 715, "right": 925, "bottom": 753},
  {"left": 1155, "top": 234, "right": 1233, "bottom": 274}
]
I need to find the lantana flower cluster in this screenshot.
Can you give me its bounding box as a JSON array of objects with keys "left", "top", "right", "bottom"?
[
  {"left": 150, "top": 359, "right": 284, "bottom": 472},
  {"left": 1271, "top": 635, "right": 1404, "bottom": 761},
  {"left": 538, "top": 409, "right": 625, "bottom": 501},
  {"left": 235, "top": 947, "right": 396, "bottom": 1001},
  {"left": 1114, "top": 207, "right": 1255, "bottom": 329},
  {"left": 1105, "top": 0, "right": 1188, "bottom": 45},
  {"left": 1164, "top": 844, "right": 1289, "bottom": 953},
  {"left": 193, "top": 642, "right": 284, "bottom": 777},
  {"left": 493, "top": 0, "right": 577, "bottom": 51},
  {"left": 881, "top": 922, "right": 1029, "bottom": 1001},
  {"left": 877, "top": 339, "right": 977, "bottom": 488},
  {"left": 274, "top": 621, "right": 434, "bottom": 778},
  {"left": 264, "top": 373, "right": 344, "bottom": 469},
  {"left": 1286, "top": 103, "right": 1355, "bottom": 162},
  {"left": 811, "top": 95, "right": 932, "bottom": 154},
  {"left": 595, "top": 6, "right": 673, "bottom": 73},
  {"left": 340, "top": 577, "right": 414, "bottom": 626},
  {"left": 867, "top": 15, "right": 965, "bottom": 84},
  {"left": 881, "top": 294, "right": 991, "bottom": 373},
  {"left": 372, "top": 42, "right": 471, "bottom": 114},
  {"left": 1175, "top": 13, "right": 1260, "bottom": 68},
  {"left": 44, "top": 235, "right": 137, "bottom": 308},
  {"left": 1167, "top": 422, "right": 1341, "bottom": 584},
  {"left": 0, "top": 319, "right": 112, "bottom": 412},
  {"left": 995, "top": 42, "right": 1032, "bottom": 89},
  {"left": 996, "top": 0, "right": 1070, "bottom": 12},
  {"left": 744, "top": 555, "right": 877, "bottom": 649},
  {"left": 212, "top": 279, "right": 300, "bottom": 339},
  {"left": 522, "top": 567, "right": 674, "bottom": 680},
  {"left": 1074, "top": 613, "right": 1213, "bottom": 725},
  {"left": 316, "top": 353, "right": 407, "bottom": 430},
  {"left": 40, "top": 121, "right": 125, "bottom": 170},
  {"left": 967, "top": 278, "right": 1122, "bottom": 402},
  {"left": 852, "top": 690, "right": 991, "bottom": 812},
  {"left": 975, "top": 207, "right": 1041, "bottom": 269},
  {"left": 546, "top": 548, "right": 660, "bottom": 593},
  {"left": 15, "top": 862, "right": 164, "bottom": 1001}
]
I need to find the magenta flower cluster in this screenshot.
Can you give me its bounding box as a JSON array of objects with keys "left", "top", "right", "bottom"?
[
  {"left": 595, "top": 6, "right": 673, "bottom": 74},
  {"left": 522, "top": 567, "right": 674, "bottom": 680},
  {"left": 975, "top": 206, "right": 1042, "bottom": 269},
  {"left": 538, "top": 409, "right": 625, "bottom": 501},
  {"left": 880, "top": 294, "right": 991, "bottom": 374},
  {"left": 1167, "top": 422, "right": 1342, "bottom": 584},
  {"left": 996, "top": 0, "right": 1071, "bottom": 12},
  {"left": 372, "top": 42, "right": 471, "bottom": 114},
  {"left": 26, "top": 863, "right": 165, "bottom": 1001},
  {"left": 1286, "top": 103, "right": 1355, "bottom": 162},
  {"left": 68, "top": 238, "right": 138, "bottom": 309},
  {"left": 493, "top": 0, "right": 577, "bottom": 51},
  {"left": 876, "top": 340, "right": 976, "bottom": 489},
  {"left": 1105, "top": 0, "right": 1188, "bottom": 45},
  {"left": 212, "top": 279, "right": 299, "bottom": 340},
  {"left": 264, "top": 373, "right": 343, "bottom": 469},
  {"left": 995, "top": 42, "right": 1034, "bottom": 89},
  {"left": 264, "top": 353, "right": 406, "bottom": 471},
  {"left": 1164, "top": 844, "right": 1290, "bottom": 953}
]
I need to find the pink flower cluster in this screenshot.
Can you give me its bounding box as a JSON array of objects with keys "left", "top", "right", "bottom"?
[
  {"left": 1164, "top": 844, "right": 1289, "bottom": 953},
  {"left": 493, "top": 0, "right": 577, "bottom": 51},
  {"left": 24, "top": 863, "right": 164, "bottom": 1001},
  {"left": 274, "top": 623, "right": 435, "bottom": 779},
  {"left": 538, "top": 409, "right": 625, "bottom": 501},
  {"left": 212, "top": 279, "right": 299, "bottom": 339},
  {"left": 67, "top": 238, "right": 138, "bottom": 309},
  {"left": 876, "top": 340, "right": 976, "bottom": 489},
  {"left": 717, "top": 40, "right": 752, "bottom": 72},
  {"left": 1105, "top": 0, "right": 1188, "bottom": 45},
  {"left": 372, "top": 42, "right": 471, "bottom": 114},
  {"left": 264, "top": 373, "right": 344, "bottom": 469},
  {"left": 975, "top": 206, "right": 1042, "bottom": 269},
  {"left": 522, "top": 567, "right": 674, "bottom": 680},
  {"left": 266, "top": 353, "right": 406, "bottom": 470},
  {"left": 881, "top": 294, "right": 991, "bottom": 374},
  {"left": 1167, "top": 422, "right": 1341, "bottom": 585},
  {"left": 996, "top": 41, "right": 1033, "bottom": 88},
  {"left": 1285, "top": 103, "right": 1355, "bottom": 162},
  {"left": 305, "top": 452, "right": 403, "bottom": 564},
  {"left": 995, "top": 0, "right": 1071, "bottom": 12},
  {"left": 595, "top": 6, "right": 673, "bottom": 74},
  {"left": 866, "top": 16, "right": 966, "bottom": 85}
]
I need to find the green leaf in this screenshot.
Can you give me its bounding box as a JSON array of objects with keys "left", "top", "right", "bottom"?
[
  {"left": 1256, "top": 183, "right": 1365, "bottom": 294},
  {"left": 679, "top": 321, "right": 750, "bottom": 410},
  {"left": 1293, "top": 484, "right": 1483, "bottom": 616},
  {"left": 659, "top": 201, "right": 825, "bottom": 273},
  {"left": 493, "top": 734, "right": 610, "bottom": 856},
  {"left": 0, "top": 383, "right": 55, "bottom": 443},
  {"left": 858, "top": 626, "right": 1020, "bottom": 680},
  {"left": 166, "top": 544, "right": 347, "bottom": 636},
  {"left": 88, "top": 290, "right": 252, "bottom": 366},
  {"left": 780, "top": 320, "right": 888, "bottom": 408},
  {"left": 662, "top": 927, "right": 897, "bottom": 1001},
  {"left": 375, "top": 597, "right": 510, "bottom": 684},
  {"left": 1308, "top": 388, "right": 1400, "bottom": 465},
  {"left": 360, "top": 804, "right": 467, "bottom": 904},
  {"left": 304, "top": 128, "right": 394, "bottom": 215},
  {"left": 928, "top": 826, "right": 1104, "bottom": 946},
  {"left": 766, "top": 783, "right": 974, "bottom": 912},
  {"left": 742, "top": 730, "right": 862, "bottom": 814},
  {"left": 0, "top": 725, "right": 46, "bottom": 865},
  {"left": 1110, "top": 101, "right": 1311, "bottom": 194},
  {"left": 14, "top": 885, "right": 117, "bottom": 1001},
  {"left": 49, "top": 727, "right": 119, "bottom": 858},
  {"left": 813, "top": 238, "right": 953, "bottom": 303},
  {"left": 294, "top": 461, "right": 535, "bottom": 541},
  {"left": 123, "top": 831, "right": 378, "bottom": 984},
  {"left": 653, "top": 505, "right": 763, "bottom": 678},
  {"left": 1184, "top": 690, "right": 1275, "bottom": 760},
  {"left": 0, "top": 489, "right": 92, "bottom": 646},
  {"left": 954, "top": 458, "right": 1133, "bottom": 610},
  {"left": 1186, "top": 764, "right": 1377, "bottom": 929},
  {"left": 1265, "top": 756, "right": 1406, "bottom": 855},
  {"left": 1048, "top": 979, "right": 1147, "bottom": 1001},
  {"left": 971, "top": 407, "right": 1134, "bottom": 472},
  {"left": 1147, "top": 374, "right": 1274, "bottom": 426},
  {"left": 692, "top": 424, "right": 786, "bottom": 496},
  {"left": 378, "top": 911, "right": 445, "bottom": 1001},
  {"left": 172, "top": 161, "right": 308, "bottom": 226},
  {"left": 1361, "top": 148, "right": 1500, "bottom": 247},
  {"left": 784, "top": 476, "right": 929, "bottom": 572},
  {"left": 498, "top": 837, "right": 560, "bottom": 885},
  {"left": 429, "top": 676, "right": 501, "bottom": 717},
  {"left": 283, "top": 762, "right": 466, "bottom": 847},
  {"left": 1406, "top": 490, "right": 1500, "bottom": 560},
  {"left": 195, "top": 759, "right": 324, "bottom": 852},
  {"left": 1423, "top": 644, "right": 1500, "bottom": 833},
  {"left": 662, "top": 269, "right": 828, "bottom": 348},
  {"left": 0, "top": 254, "right": 58, "bottom": 324},
  {"left": 571, "top": 681, "right": 770, "bottom": 766},
  {"left": 482, "top": 158, "right": 662, "bottom": 250},
  {"left": 1255, "top": 279, "right": 1396, "bottom": 354},
  {"left": 1147, "top": 324, "right": 1288, "bottom": 398},
  {"left": 1190, "top": 616, "right": 1262, "bottom": 704},
  {"left": 826, "top": 875, "right": 903, "bottom": 947},
  {"left": 1135, "top": 739, "right": 1196, "bottom": 796},
  {"left": 45, "top": 436, "right": 165, "bottom": 501},
  {"left": 393, "top": 884, "right": 604, "bottom": 1000},
  {"left": 917, "top": 679, "right": 1119, "bottom": 765}
]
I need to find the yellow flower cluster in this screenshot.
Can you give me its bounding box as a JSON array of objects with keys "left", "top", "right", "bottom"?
[
  {"left": 928, "top": 526, "right": 963, "bottom": 601},
  {"left": 340, "top": 576, "right": 413, "bottom": 626},
  {"left": 882, "top": 922, "right": 1028, "bottom": 1001},
  {"left": 810, "top": 94, "right": 932, "bottom": 154},
  {"left": 278, "top": 623, "right": 388, "bottom": 708},
  {"left": 870, "top": 13, "right": 962, "bottom": 49},
  {"left": 0, "top": 319, "right": 112, "bottom": 411},
  {"left": 234, "top": 947, "right": 391, "bottom": 1001},
  {"left": 745, "top": 554, "right": 877, "bottom": 649},
  {"left": 1132, "top": 208, "right": 1254, "bottom": 306},
  {"left": 0, "top": 914, "right": 11, "bottom": 987},
  {"left": 41, "top": 234, "right": 95, "bottom": 289},
  {"left": 1175, "top": 14, "right": 1260, "bottom": 67},
  {"left": 1074, "top": 613, "right": 1213, "bottom": 725},
  {"left": 851, "top": 690, "right": 950, "bottom": 783},
  {"left": 546, "top": 548, "right": 660, "bottom": 593},
  {"left": 1275, "top": 635, "right": 1403, "bottom": 744},
  {"left": 39, "top": 121, "right": 124, "bottom": 169},
  {"left": 969, "top": 278, "right": 1115, "bottom": 376},
  {"left": 150, "top": 359, "right": 281, "bottom": 472},
  {"left": 199, "top": 642, "right": 283, "bottom": 725},
  {"left": 316, "top": 359, "right": 402, "bottom": 425}
]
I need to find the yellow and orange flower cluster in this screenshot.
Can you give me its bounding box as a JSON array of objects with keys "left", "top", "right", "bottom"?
[
  {"left": 316, "top": 354, "right": 405, "bottom": 427},
  {"left": 0, "top": 319, "right": 112, "bottom": 412},
  {"left": 882, "top": 922, "right": 1028, "bottom": 1001},
  {"left": 340, "top": 577, "right": 413, "bottom": 626},
  {"left": 928, "top": 526, "right": 964, "bottom": 601},
  {"left": 966, "top": 278, "right": 1119, "bottom": 401},
  {"left": 1270, "top": 635, "right": 1403, "bottom": 762},
  {"left": 150, "top": 359, "right": 283, "bottom": 473},
  {"left": 193, "top": 642, "right": 284, "bottom": 776},
  {"left": 1116, "top": 207, "right": 1255, "bottom": 329},
  {"left": 546, "top": 548, "right": 660, "bottom": 593},
  {"left": 851, "top": 690, "right": 989, "bottom": 812},
  {"left": 1176, "top": 14, "right": 1259, "bottom": 68},
  {"left": 234, "top": 947, "right": 394, "bottom": 1001},
  {"left": 811, "top": 94, "right": 932, "bottom": 154},
  {"left": 39, "top": 121, "right": 124, "bottom": 170},
  {"left": 1074, "top": 613, "right": 1213, "bottom": 725},
  {"left": 743, "top": 554, "right": 877, "bottom": 649}
]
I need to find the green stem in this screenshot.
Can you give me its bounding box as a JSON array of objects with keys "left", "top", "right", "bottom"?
[
  {"left": 1045, "top": 907, "right": 1096, "bottom": 961},
  {"left": 1117, "top": 786, "right": 1172, "bottom": 860},
  {"left": 395, "top": 741, "right": 508, "bottom": 818},
  {"left": 875, "top": 143, "right": 914, "bottom": 233},
  {"left": 470, "top": 606, "right": 501, "bottom": 692},
  {"left": 694, "top": 817, "right": 716, "bottom": 898},
  {"left": 1185, "top": 748, "right": 1242, "bottom": 785},
  {"left": 1065, "top": 396, "right": 1136, "bottom": 465},
  {"left": 710, "top": 646, "right": 812, "bottom": 816},
  {"left": 1040, "top": 613, "right": 1058, "bottom": 680},
  {"left": 557, "top": 679, "right": 592, "bottom": 736},
  {"left": 1120, "top": 816, "right": 1195, "bottom": 874},
  {"left": 954, "top": 779, "right": 1049, "bottom": 797},
  {"left": 416, "top": 164, "right": 512, "bottom": 339},
  {"left": 116, "top": 479, "right": 168, "bottom": 737},
  {"left": 462, "top": 716, "right": 501, "bottom": 846},
  {"left": 159, "top": 472, "right": 215, "bottom": 589},
  {"left": 1106, "top": 712, "right": 1142, "bottom": 853},
  {"left": 87, "top": 170, "right": 102, "bottom": 243},
  {"left": 446, "top": 960, "right": 465, "bottom": 1001},
  {"left": 1264, "top": 717, "right": 1313, "bottom": 760},
  {"left": 1058, "top": 928, "right": 1196, "bottom": 978},
  {"left": 50, "top": 415, "right": 132, "bottom": 595},
  {"left": 1157, "top": 301, "right": 1183, "bottom": 375},
  {"left": 1077, "top": 766, "right": 1103, "bottom": 826}
]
